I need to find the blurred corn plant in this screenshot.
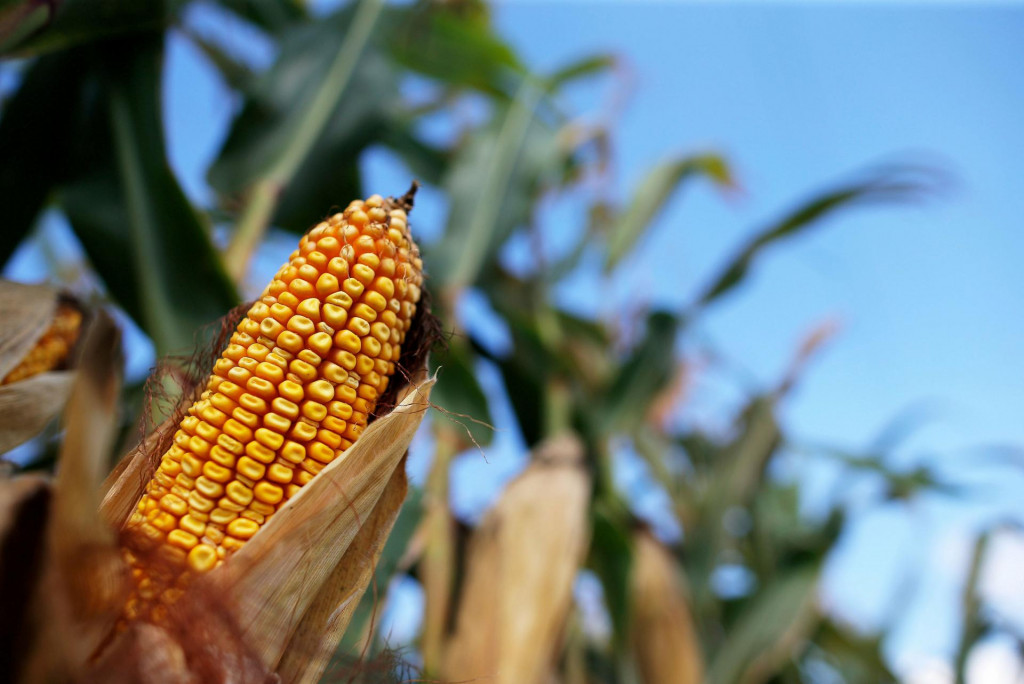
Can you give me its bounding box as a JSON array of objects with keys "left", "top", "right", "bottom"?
[{"left": 1, "top": 1, "right": 1020, "bottom": 683}]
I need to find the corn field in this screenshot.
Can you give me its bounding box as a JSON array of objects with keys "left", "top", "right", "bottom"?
[{"left": 0, "top": 1, "right": 1019, "bottom": 684}]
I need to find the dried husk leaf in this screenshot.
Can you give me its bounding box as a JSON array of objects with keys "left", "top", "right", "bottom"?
[
  {"left": 0, "top": 474, "right": 51, "bottom": 679},
  {"left": 444, "top": 434, "right": 591, "bottom": 684},
  {"left": 630, "top": 530, "right": 704, "bottom": 684},
  {"left": 275, "top": 458, "right": 409, "bottom": 684},
  {"left": 0, "top": 280, "right": 59, "bottom": 380},
  {"left": 0, "top": 370, "right": 74, "bottom": 454},
  {"left": 16, "top": 314, "right": 128, "bottom": 684},
  {"left": 204, "top": 376, "right": 434, "bottom": 671},
  {"left": 99, "top": 410, "right": 179, "bottom": 529}
]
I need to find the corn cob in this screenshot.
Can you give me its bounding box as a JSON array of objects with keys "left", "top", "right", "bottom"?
[
  {"left": 1, "top": 301, "right": 82, "bottom": 385},
  {"left": 123, "top": 193, "right": 423, "bottom": 619}
]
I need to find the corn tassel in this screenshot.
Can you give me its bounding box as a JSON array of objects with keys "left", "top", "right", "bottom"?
[{"left": 123, "top": 193, "right": 424, "bottom": 619}]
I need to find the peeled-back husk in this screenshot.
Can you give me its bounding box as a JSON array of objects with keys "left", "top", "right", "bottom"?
[
  {"left": 202, "top": 373, "right": 433, "bottom": 674},
  {"left": 443, "top": 433, "right": 591, "bottom": 684}
]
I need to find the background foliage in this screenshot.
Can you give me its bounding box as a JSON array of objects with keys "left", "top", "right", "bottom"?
[{"left": 1, "top": 1, "right": 1020, "bottom": 683}]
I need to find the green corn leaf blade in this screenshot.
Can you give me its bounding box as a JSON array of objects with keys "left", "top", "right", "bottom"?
[
  {"left": 426, "top": 81, "right": 557, "bottom": 291},
  {"left": 485, "top": 314, "right": 555, "bottom": 449},
  {"left": 588, "top": 501, "right": 634, "bottom": 651},
  {"left": 208, "top": 0, "right": 384, "bottom": 197},
  {"left": 709, "top": 562, "right": 822, "bottom": 684},
  {"left": 813, "top": 619, "right": 898, "bottom": 683},
  {"left": 386, "top": 1, "right": 522, "bottom": 96},
  {"left": 61, "top": 36, "right": 237, "bottom": 356},
  {"left": 953, "top": 531, "right": 993, "bottom": 684},
  {"left": 547, "top": 54, "right": 616, "bottom": 90},
  {"left": 605, "top": 153, "right": 734, "bottom": 272},
  {"left": 207, "top": 4, "right": 437, "bottom": 234},
  {"left": 694, "top": 165, "right": 937, "bottom": 309},
  {"left": 184, "top": 29, "right": 257, "bottom": 93},
  {"left": 2, "top": 0, "right": 167, "bottom": 57},
  {"left": 211, "top": 0, "right": 307, "bottom": 34},
  {"left": 716, "top": 397, "right": 782, "bottom": 509},
  {"left": 0, "top": 0, "right": 58, "bottom": 54},
  {"left": 601, "top": 311, "right": 681, "bottom": 434},
  {"left": 429, "top": 340, "right": 494, "bottom": 448},
  {"left": 0, "top": 48, "right": 86, "bottom": 265}
]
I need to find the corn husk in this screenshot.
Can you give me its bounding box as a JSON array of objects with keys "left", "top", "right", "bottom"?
[
  {"left": 0, "top": 280, "right": 60, "bottom": 379},
  {"left": 443, "top": 433, "right": 591, "bottom": 684},
  {"left": 205, "top": 374, "right": 433, "bottom": 673},
  {"left": 0, "top": 280, "right": 76, "bottom": 453},
  {"left": 11, "top": 313, "right": 126, "bottom": 683},
  {"left": 630, "top": 530, "right": 704, "bottom": 684},
  {"left": 275, "top": 456, "right": 409, "bottom": 684}
]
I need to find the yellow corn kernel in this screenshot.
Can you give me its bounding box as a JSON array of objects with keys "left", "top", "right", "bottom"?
[{"left": 122, "top": 192, "right": 424, "bottom": 620}]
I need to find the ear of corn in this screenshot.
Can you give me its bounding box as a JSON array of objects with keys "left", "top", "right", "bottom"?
[
  {"left": 1, "top": 300, "right": 82, "bottom": 385},
  {"left": 630, "top": 530, "right": 704, "bottom": 684},
  {"left": 123, "top": 193, "right": 424, "bottom": 619},
  {"left": 0, "top": 284, "right": 83, "bottom": 455},
  {"left": 443, "top": 434, "right": 591, "bottom": 684}
]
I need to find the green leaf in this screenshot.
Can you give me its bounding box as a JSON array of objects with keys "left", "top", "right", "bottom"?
[
  {"left": 601, "top": 311, "right": 680, "bottom": 433},
  {"left": 588, "top": 501, "right": 634, "bottom": 650},
  {"left": 61, "top": 35, "right": 237, "bottom": 356},
  {"left": 813, "top": 620, "right": 898, "bottom": 683},
  {"left": 211, "top": 0, "right": 306, "bottom": 34},
  {"left": 694, "top": 166, "right": 936, "bottom": 308},
  {"left": 3, "top": 0, "right": 167, "bottom": 57},
  {"left": 0, "top": 48, "right": 87, "bottom": 265},
  {"left": 208, "top": 1, "right": 385, "bottom": 196},
  {"left": 0, "top": 0, "right": 58, "bottom": 54},
  {"left": 427, "top": 80, "right": 550, "bottom": 291},
  {"left": 715, "top": 398, "right": 781, "bottom": 509},
  {"left": 429, "top": 340, "right": 494, "bottom": 447},
  {"left": 953, "top": 531, "right": 993, "bottom": 684},
  {"left": 386, "top": 2, "right": 522, "bottom": 96},
  {"left": 184, "top": 29, "right": 256, "bottom": 92},
  {"left": 709, "top": 563, "right": 821, "bottom": 684},
  {"left": 207, "top": 2, "right": 438, "bottom": 238},
  {"left": 547, "top": 54, "right": 616, "bottom": 90},
  {"left": 605, "top": 153, "right": 733, "bottom": 271}
]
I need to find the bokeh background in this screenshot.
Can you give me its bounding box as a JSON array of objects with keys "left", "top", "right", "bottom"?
[{"left": 2, "top": 1, "right": 1022, "bottom": 682}]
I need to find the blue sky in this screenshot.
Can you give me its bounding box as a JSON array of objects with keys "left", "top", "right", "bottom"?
[
  {"left": 5, "top": 2, "right": 1024, "bottom": 681},
  {"left": 482, "top": 5, "right": 1024, "bottom": 678}
]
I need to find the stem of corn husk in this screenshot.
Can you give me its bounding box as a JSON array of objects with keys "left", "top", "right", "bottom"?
[
  {"left": 443, "top": 433, "right": 591, "bottom": 684},
  {"left": 629, "top": 529, "right": 704, "bottom": 684}
]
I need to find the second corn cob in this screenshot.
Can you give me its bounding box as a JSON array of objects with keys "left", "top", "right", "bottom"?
[{"left": 123, "top": 192, "right": 424, "bottom": 619}]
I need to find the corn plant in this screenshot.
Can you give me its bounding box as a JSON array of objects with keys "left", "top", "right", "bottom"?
[{"left": 0, "top": 1, "right": 1018, "bottom": 683}]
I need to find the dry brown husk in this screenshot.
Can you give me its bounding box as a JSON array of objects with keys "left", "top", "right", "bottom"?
[
  {"left": 443, "top": 433, "right": 591, "bottom": 684},
  {"left": 0, "top": 310, "right": 433, "bottom": 682},
  {"left": 92, "top": 371, "right": 434, "bottom": 684},
  {"left": 630, "top": 530, "right": 704, "bottom": 684},
  {"left": 4, "top": 313, "right": 127, "bottom": 683},
  {"left": 0, "top": 280, "right": 77, "bottom": 453}
]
